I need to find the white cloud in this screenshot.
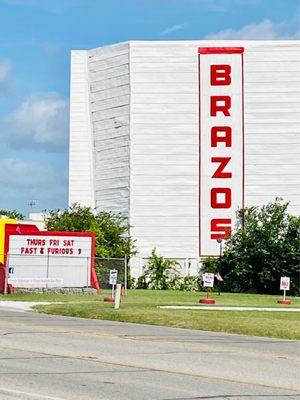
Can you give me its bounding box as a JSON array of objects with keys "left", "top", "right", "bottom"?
[
  {"left": 160, "top": 23, "right": 187, "bottom": 36},
  {"left": 204, "top": 18, "right": 300, "bottom": 40},
  {"left": 0, "top": 59, "right": 12, "bottom": 95},
  {"left": 0, "top": 158, "right": 67, "bottom": 212},
  {"left": 0, "top": 158, "right": 57, "bottom": 188},
  {"left": 4, "top": 92, "right": 69, "bottom": 152}
]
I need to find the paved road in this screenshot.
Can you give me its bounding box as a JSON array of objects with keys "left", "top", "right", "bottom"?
[{"left": 0, "top": 307, "right": 299, "bottom": 400}]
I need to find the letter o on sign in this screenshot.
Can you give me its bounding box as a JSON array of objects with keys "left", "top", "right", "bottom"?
[{"left": 211, "top": 188, "right": 231, "bottom": 209}]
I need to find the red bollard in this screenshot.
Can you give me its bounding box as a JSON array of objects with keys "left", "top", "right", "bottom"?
[
  {"left": 277, "top": 300, "right": 291, "bottom": 305},
  {"left": 104, "top": 297, "right": 114, "bottom": 302},
  {"left": 199, "top": 298, "right": 215, "bottom": 304}
]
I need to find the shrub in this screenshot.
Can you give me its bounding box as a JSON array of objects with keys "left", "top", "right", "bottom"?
[
  {"left": 180, "top": 276, "right": 200, "bottom": 292},
  {"left": 204, "top": 199, "right": 300, "bottom": 295},
  {"left": 138, "top": 249, "right": 180, "bottom": 290}
]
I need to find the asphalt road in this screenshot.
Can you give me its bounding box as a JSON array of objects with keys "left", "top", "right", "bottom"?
[{"left": 0, "top": 307, "right": 299, "bottom": 400}]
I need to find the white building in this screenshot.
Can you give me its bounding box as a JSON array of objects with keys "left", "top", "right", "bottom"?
[{"left": 69, "top": 40, "right": 300, "bottom": 274}]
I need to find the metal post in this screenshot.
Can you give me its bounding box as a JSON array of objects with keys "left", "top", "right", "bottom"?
[
  {"left": 216, "top": 238, "right": 223, "bottom": 296},
  {"left": 4, "top": 264, "right": 8, "bottom": 296},
  {"left": 86, "top": 257, "right": 89, "bottom": 288},
  {"left": 46, "top": 254, "right": 50, "bottom": 290},
  {"left": 124, "top": 255, "right": 127, "bottom": 295},
  {"left": 112, "top": 284, "right": 115, "bottom": 299}
]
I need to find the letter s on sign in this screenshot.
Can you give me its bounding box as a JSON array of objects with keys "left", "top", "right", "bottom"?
[{"left": 211, "top": 219, "right": 231, "bottom": 240}]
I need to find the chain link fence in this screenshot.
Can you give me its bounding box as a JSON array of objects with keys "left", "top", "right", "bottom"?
[{"left": 94, "top": 257, "right": 128, "bottom": 290}]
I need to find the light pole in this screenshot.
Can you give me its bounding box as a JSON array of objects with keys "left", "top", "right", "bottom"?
[
  {"left": 216, "top": 238, "right": 223, "bottom": 259},
  {"left": 216, "top": 238, "right": 223, "bottom": 295}
]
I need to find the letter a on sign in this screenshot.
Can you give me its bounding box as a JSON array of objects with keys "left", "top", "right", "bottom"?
[{"left": 199, "top": 47, "right": 245, "bottom": 256}]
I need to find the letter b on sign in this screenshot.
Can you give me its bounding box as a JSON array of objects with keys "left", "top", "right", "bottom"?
[{"left": 211, "top": 65, "right": 231, "bottom": 86}]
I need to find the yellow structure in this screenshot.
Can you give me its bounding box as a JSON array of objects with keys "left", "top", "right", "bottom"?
[{"left": 0, "top": 218, "right": 17, "bottom": 264}]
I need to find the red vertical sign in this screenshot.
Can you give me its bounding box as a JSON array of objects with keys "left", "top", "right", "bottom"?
[{"left": 199, "top": 47, "right": 245, "bottom": 256}]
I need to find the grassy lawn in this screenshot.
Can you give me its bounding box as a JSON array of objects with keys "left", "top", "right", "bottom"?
[{"left": 1, "top": 290, "right": 299, "bottom": 340}]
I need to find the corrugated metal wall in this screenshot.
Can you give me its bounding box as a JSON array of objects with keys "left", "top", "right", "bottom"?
[{"left": 88, "top": 42, "right": 130, "bottom": 215}]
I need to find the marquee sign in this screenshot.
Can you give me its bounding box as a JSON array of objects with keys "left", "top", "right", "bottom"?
[
  {"left": 6, "top": 231, "right": 96, "bottom": 288},
  {"left": 8, "top": 234, "right": 93, "bottom": 258},
  {"left": 199, "top": 47, "right": 245, "bottom": 256}
]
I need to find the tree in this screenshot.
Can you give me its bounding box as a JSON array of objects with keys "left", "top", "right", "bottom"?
[
  {"left": 45, "top": 204, "right": 135, "bottom": 258},
  {"left": 216, "top": 199, "right": 300, "bottom": 295},
  {"left": 0, "top": 210, "right": 24, "bottom": 220}
]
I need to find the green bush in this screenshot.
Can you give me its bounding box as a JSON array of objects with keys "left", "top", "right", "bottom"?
[
  {"left": 180, "top": 276, "right": 200, "bottom": 292},
  {"left": 201, "top": 257, "right": 219, "bottom": 274},
  {"left": 204, "top": 199, "right": 300, "bottom": 295},
  {"left": 0, "top": 209, "right": 24, "bottom": 220},
  {"left": 137, "top": 249, "right": 180, "bottom": 290}
]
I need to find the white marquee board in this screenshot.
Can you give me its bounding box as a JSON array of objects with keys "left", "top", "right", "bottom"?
[{"left": 7, "top": 234, "right": 93, "bottom": 287}]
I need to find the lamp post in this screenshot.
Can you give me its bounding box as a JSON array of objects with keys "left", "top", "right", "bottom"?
[
  {"left": 216, "top": 238, "right": 223, "bottom": 295},
  {"left": 216, "top": 238, "right": 223, "bottom": 258}
]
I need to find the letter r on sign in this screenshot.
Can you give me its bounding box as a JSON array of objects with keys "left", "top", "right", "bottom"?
[{"left": 210, "top": 96, "right": 231, "bottom": 117}]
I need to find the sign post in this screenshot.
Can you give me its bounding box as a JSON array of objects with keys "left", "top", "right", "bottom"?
[
  {"left": 4, "top": 265, "right": 9, "bottom": 295},
  {"left": 278, "top": 277, "right": 291, "bottom": 304},
  {"left": 109, "top": 269, "right": 118, "bottom": 299},
  {"left": 199, "top": 272, "right": 215, "bottom": 304}
]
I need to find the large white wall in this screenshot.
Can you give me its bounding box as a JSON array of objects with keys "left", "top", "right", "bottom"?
[
  {"left": 69, "top": 40, "right": 300, "bottom": 261},
  {"left": 129, "top": 42, "right": 200, "bottom": 258},
  {"left": 129, "top": 41, "right": 300, "bottom": 259},
  {"left": 69, "top": 50, "right": 95, "bottom": 207}
]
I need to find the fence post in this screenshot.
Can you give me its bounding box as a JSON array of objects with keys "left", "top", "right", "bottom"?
[
  {"left": 4, "top": 254, "right": 9, "bottom": 295},
  {"left": 124, "top": 255, "right": 127, "bottom": 294},
  {"left": 46, "top": 254, "right": 50, "bottom": 290},
  {"left": 86, "top": 257, "right": 89, "bottom": 288}
]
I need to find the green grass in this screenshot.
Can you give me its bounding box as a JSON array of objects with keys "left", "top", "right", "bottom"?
[{"left": 1, "top": 290, "right": 299, "bottom": 340}]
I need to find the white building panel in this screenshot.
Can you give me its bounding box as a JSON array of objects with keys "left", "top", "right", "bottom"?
[{"left": 69, "top": 50, "right": 95, "bottom": 207}]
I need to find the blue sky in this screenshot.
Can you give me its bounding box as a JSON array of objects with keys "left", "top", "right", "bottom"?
[{"left": 0, "top": 0, "right": 299, "bottom": 216}]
